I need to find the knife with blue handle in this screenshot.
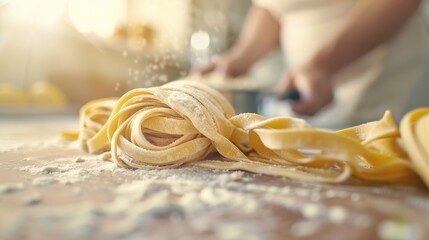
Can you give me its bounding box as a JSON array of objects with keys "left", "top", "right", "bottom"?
[{"left": 279, "top": 90, "right": 301, "bottom": 101}]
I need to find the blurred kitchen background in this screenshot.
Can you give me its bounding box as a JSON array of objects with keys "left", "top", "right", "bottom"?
[{"left": 0, "top": 0, "right": 428, "bottom": 115}]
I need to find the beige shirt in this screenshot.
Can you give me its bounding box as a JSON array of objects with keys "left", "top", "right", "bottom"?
[{"left": 254, "top": 0, "right": 429, "bottom": 129}]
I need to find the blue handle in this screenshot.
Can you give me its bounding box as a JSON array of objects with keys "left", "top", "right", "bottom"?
[{"left": 280, "top": 90, "right": 301, "bottom": 101}]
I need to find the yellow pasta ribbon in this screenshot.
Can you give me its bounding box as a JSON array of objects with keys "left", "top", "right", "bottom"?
[
  {"left": 400, "top": 108, "right": 429, "bottom": 187},
  {"left": 74, "top": 80, "right": 429, "bottom": 187}
]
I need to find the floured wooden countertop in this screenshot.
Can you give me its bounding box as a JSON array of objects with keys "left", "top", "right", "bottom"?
[{"left": 1, "top": 115, "right": 429, "bottom": 240}]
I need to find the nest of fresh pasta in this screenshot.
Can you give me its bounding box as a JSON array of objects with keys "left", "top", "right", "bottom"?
[{"left": 67, "top": 79, "right": 429, "bottom": 188}]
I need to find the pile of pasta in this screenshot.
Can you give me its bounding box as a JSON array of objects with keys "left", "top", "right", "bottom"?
[{"left": 74, "top": 80, "right": 429, "bottom": 188}]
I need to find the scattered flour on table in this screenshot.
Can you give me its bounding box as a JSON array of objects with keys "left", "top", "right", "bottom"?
[
  {"left": 102, "top": 179, "right": 260, "bottom": 238},
  {"left": 300, "top": 203, "right": 348, "bottom": 223},
  {"left": 217, "top": 171, "right": 245, "bottom": 186},
  {"left": 328, "top": 206, "right": 348, "bottom": 223},
  {"left": 9, "top": 146, "right": 380, "bottom": 239},
  {"left": 0, "top": 182, "right": 24, "bottom": 194},
  {"left": 0, "top": 142, "right": 27, "bottom": 153},
  {"left": 8, "top": 162, "right": 379, "bottom": 240},
  {"left": 20, "top": 175, "right": 263, "bottom": 239},
  {"left": 32, "top": 177, "right": 59, "bottom": 187},
  {"left": 19, "top": 155, "right": 115, "bottom": 184},
  {"left": 290, "top": 220, "right": 322, "bottom": 237},
  {"left": 217, "top": 223, "right": 264, "bottom": 240},
  {"left": 301, "top": 203, "right": 323, "bottom": 219},
  {"left": 377, "top": 218, "right": 415, "bottom": 240},
  {"left": 74, "top": 157, "right": 85, "bottom": 163},
  {"left": 23, "top": 193, "right": 43, "bottom": 206},
  {"left": 29, "top": 203, "right": 102, "bottom": 240}
]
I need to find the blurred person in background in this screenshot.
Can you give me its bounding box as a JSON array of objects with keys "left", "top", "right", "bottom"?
[{"left": 193, "top": 0, "right": 429, "bottom": 129}]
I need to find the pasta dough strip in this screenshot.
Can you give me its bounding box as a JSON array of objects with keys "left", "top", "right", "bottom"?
[{"left": 72, "top": 80, "right": 429, "bottom": 188}]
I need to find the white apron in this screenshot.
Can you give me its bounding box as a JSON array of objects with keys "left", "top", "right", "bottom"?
[{"left": 254, "top": 0, "right": 429, "bottom": 129}]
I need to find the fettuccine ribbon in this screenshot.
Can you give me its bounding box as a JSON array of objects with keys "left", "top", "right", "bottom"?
[{"left": 74, "top": 80, "right": 429, "bottom": 187}]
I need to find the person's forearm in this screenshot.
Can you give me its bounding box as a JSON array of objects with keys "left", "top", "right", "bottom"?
[
  {"left": 229, "top": 5, "right": 281, "bottom": 67},
  {"left": 310, "top": 0, "right": 422, "bottom": 76}
]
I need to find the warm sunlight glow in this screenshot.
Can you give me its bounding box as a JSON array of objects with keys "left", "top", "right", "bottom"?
[
  {"left": 190, "top": 31, "right": 210, "bottom": 50},
  {"left": 68, "top": 0, "right": 118, "bottom": 38},
  {"left": 10, "top": 0, "right": 65, "bottom": 28},
  {"left": 68, "top": 0, "right": 95, "bottom": 34}
]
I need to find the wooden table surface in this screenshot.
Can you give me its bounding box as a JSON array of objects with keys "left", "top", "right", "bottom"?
[{"left": 1, "top": 115, "right": 429, "bottom": 240}]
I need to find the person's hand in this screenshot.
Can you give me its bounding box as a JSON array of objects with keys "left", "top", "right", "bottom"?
[
  {"left": 277, "top": 63, "right": 334, "bottom": 116},
  {"left": 190, "top": 54, "right": 251, "bottom": 77}
]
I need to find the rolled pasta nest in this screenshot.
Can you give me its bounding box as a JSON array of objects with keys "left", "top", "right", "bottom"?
[{"left": 72, "top": 79, "right": 429, "bottom": 188}]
